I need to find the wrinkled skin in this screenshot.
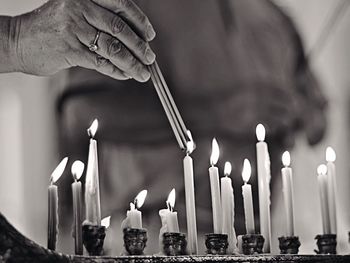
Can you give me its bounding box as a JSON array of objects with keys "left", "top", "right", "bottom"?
[{"left": 10, "top": 0, "right": 156, "bottom": 82}]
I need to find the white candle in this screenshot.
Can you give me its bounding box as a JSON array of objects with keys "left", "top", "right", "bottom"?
[
  {"left": 159, "top": 188, "right": 180, "bottom": 238},
  {"left": 326, "top": 147, "right": 337, "bottom": 234},
  {"left": 122, "top": 190, "right": 147, "bottom": 229},
  {"left": 281, "top": 151, "right": 295, "bottom": 237},
  {"left": 85, "top": 119, "right": 101, "bottom": 226},
  {"left": 209, "top": 138, "right": 222, "bottom": 234},
  {"left": 221, "top": 161, "right": 238, "bottom": 254},
  {"left": 183, "top": 131, "right": 198, "bottom": 254},
  {"left": 255, "top": 124, "right": 271, "bottom": 253},
  {"left": 317, "top": 164, "right": 331, "bottom": 234},
  {"left": 71, "top": 160, "right": 84, "bottom": 255},
  {"left": 48, "top": 157, "right": 68, "bottom": 250},
  {"left": 242, "top": 159, "right": 255, "bottom": 234}
]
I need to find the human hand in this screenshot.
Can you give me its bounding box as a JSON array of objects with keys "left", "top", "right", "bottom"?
[{"left": 10, "top": 0, "right": 156, "bottom": 82}]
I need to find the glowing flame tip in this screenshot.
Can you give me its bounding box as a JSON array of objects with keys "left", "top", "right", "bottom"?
[
  {"left": 135, "top": 190, "right": 147, "bottom": 209},
  {"left": 256, "top": 124, "right": 266, "bottom": 141},
  {"left": 51, "top": 157, "right": 68, "bottom": 183},
  {"left": 71, "top": 160, "right": 85, "bottom": 180},
  {"left": 326, "top": 147, "right": 336, "bottom": 162},
  {"left": 186, "top": 130, "right": 195, "bottom": 155},
  {"left": 282, "top": 151, "right": 291, "bottom": 167},
  {"left": 87, "top": 119, "right": 99, "bottom": 138},
  {"left": 224, "top": 161, "right": 232, "bottom": 176},
  {"left": 317, "top": 164, "right": 327, "bottom": 175},
  {"left": 101, "top": 216, "right": 111, "bottom": 228},
  {"left": 242, "top": 159, "right": 252, "bottom": 183},
  {"left": 167, "top": 188, "right": 176, "bottom": 209},
  {"left": 210, "top": 138, "right": 220, "bottom": 166}
]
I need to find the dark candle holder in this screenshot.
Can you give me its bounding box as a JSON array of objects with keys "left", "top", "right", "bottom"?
[
  {"left": 162, "top": 232, "right": 187, "bottom": 256},
  {"left": 278, "top": 236, "right": 301, "bottom": 254},
  {"left": 123, "top": 228, "right": 147, "bottom": 255},
  {"left": 242, "top": 234, "right": 265, "bottom": 255},
  {"left": 315, "top": 234, "right": 337, "bottom": 255},
  {"left": 82, "top": 224, "right": 106, "bottom": 256},
  {"left": 205, "top": 233, "right": 228, "bottom": 255}
]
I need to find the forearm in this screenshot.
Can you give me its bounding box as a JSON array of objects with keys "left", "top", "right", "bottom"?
[{"left": 0, "top": 15, "right": 21, "bottom": 73}]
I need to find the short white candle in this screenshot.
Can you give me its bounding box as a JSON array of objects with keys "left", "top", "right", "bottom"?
[
  {"left": 326, "top": 147, "right": 337, "bottom": 234},
  {"left": 281, "top": 151, "right": 295, "bottom": 237},
  {"left": 208, "top": 138, "right": 222, "bottom": 234},
  {"left": 183, "top": 131, "right": 198, "bottom": 254},
  {"left": 317, "top": 164, "right": 331, "bottom": 234},
  {"left": 122, "top": 190, "right": 147, "bottom": 229},
  {"left": 242, "top": 159, "right": 255, "bottom": 235},
  {"left": 48, "top": 157, "right": 68, "bottom": 251},
  {"left": 255, "top": 124, "right": 272, "bottom": 253}
]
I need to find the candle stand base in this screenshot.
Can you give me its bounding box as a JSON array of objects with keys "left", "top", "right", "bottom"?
[
  {"left": 278, "top": 236, "right": 301, "bottom": 254},
  {"left": 123, "top": 228, "right": 147, "bottom": 255},
  {"left": 315, "top": 234, "right": 337, "bottom": 255},
  {"left": 242, "top": 234, "right": 264, "bottom": 255},
  {"left": 162, "top": 232, "right": 187, "bottom": 256},
  {"left": 205, "top": 233, "right": 228, "bottom": 255},
  {"left": 82, "top": 224, "right": 106, "bottom": 256}
]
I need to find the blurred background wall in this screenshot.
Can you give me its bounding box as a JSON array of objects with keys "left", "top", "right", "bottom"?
[{"left": 0, "top": 0, "right": 349, "bottom": 254}]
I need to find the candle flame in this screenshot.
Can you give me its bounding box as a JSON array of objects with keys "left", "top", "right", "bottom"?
[
  {"left": 101, "top": 216, "right": 111, "bottom": 228},
  {"left": 87, "top": 119, "right": 98, "bottom": 138},
  {"left": 71, "top": 160, "right": 85, "bottom": 181},
  {"left": 317, "top": 164, "right": 327, "bottom": 175},
  {"left": 134, "top": 190, "right": 147, "bottom": 209},
  {"left": 326, "top": 147, "right": 336, "bottom": 162},
  {"left": 130, "top": 202, "right": 135, "bottom": 210},
  {"left": 167, "top": 188, "right": 176, "bottom": 210},
  {"left": 242, "top": 158, "right": 252, "bottom": 183},
  {"left": 224, "top": 161, "right": 232, "bottom": 176},
  {"left": 282, "top": 151, "right": 291, "bottom": 167},
  {"left": 186, "top": 130, "right": 195, "bottom": 155},
  {"left": 210, "top": 138, "right": 220, "bottom": 166},
  {"left": 256, "top": 123, "right": 266, "bottom": 142},
  {"left": 50, "top": 157, "right": 68, "bottom": 183}
]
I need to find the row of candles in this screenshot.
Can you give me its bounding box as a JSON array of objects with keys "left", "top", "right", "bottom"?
[{"left": 47, "top": 120, "right": 338, "bottom": 255}]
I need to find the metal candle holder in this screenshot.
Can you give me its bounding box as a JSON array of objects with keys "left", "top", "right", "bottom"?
[
  {"left": 162, "top": 232, "right": 187, "bottom": 256},
  {"left": 123, "top": 228, "right": 147, "bottom": 255},
  {"left": 242, "top": 234, "right": 265, "bottom": 255},
  {"left": 82, "top": 224, "right": 106, "bottom": 256},
  {"left": 278, "top": 236, "right": 301, "bottom": 254},
  {"left": 315, "top": 234, "right": 337, "bottom": 255},
  {"left": 205, "top": 233, "right": 228, "bottom": 255}
]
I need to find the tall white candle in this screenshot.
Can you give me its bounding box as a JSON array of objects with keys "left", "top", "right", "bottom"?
[
  {"left": 183, "top": 131, "right": 198, "bottom": 254},
  {"left": 281, "top": 151, "right": 295, "bottom": 237},
  {"left": 71, "top": 160, "right": 84, "bottom": 255},
  {"left": 48, "top": 157, "right": 68, "bottom": 250},
  {"left": 255, "top": 124, "right": 271, "bottom": 253},
  {"left": 317, "top": 164, "right": 331, "bottom": 234},
  {"left": 122, "top": 190, "right": 147, "bottom": 229},
  {"left": 326, "top": 147, "right": 337, "bottom": 234},
  {"left": 242, "top": 159, "right": 255, "bottom": 235},
  {"left": 221, "top": 161, "right": 238, "bottom": 254},
  {"left": 209, "top": 138, "right": 222, "bottom": 234},
  {"left": 85, "top": 119, "right": 101, "bottom": 226}
]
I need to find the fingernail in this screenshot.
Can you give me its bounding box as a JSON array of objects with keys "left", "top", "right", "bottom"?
[
  {"left": 146, "top": 25, "right": 156, "bottom": 41},
  {"left": 141, "top": 70, "right": 151, "bottom": 81},
  {"left": 146, "top": 49, "right": 156, "bottom": 63}
]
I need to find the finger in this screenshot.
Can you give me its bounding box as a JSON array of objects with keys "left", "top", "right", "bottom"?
[
  {"left": 83, "top": 2, "right": 155, "bottom": 65},
  {"left": 75, "top": 22, "right": 150, "bottom": 82},
  {"left": 75, "top": 49, "right": 129, "bottom": 81},
  {"left": 91, "top": 0, "right": 156, "bottom": 41}
]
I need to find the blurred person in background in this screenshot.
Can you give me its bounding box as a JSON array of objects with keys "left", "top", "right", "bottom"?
[{"left": 56, "top": 0, "right": 327, "bottom": 254}]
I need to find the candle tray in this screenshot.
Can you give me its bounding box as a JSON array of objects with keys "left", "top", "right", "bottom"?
[{"left": 1, "top": 213, "right": 349, "bottom": 263}]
